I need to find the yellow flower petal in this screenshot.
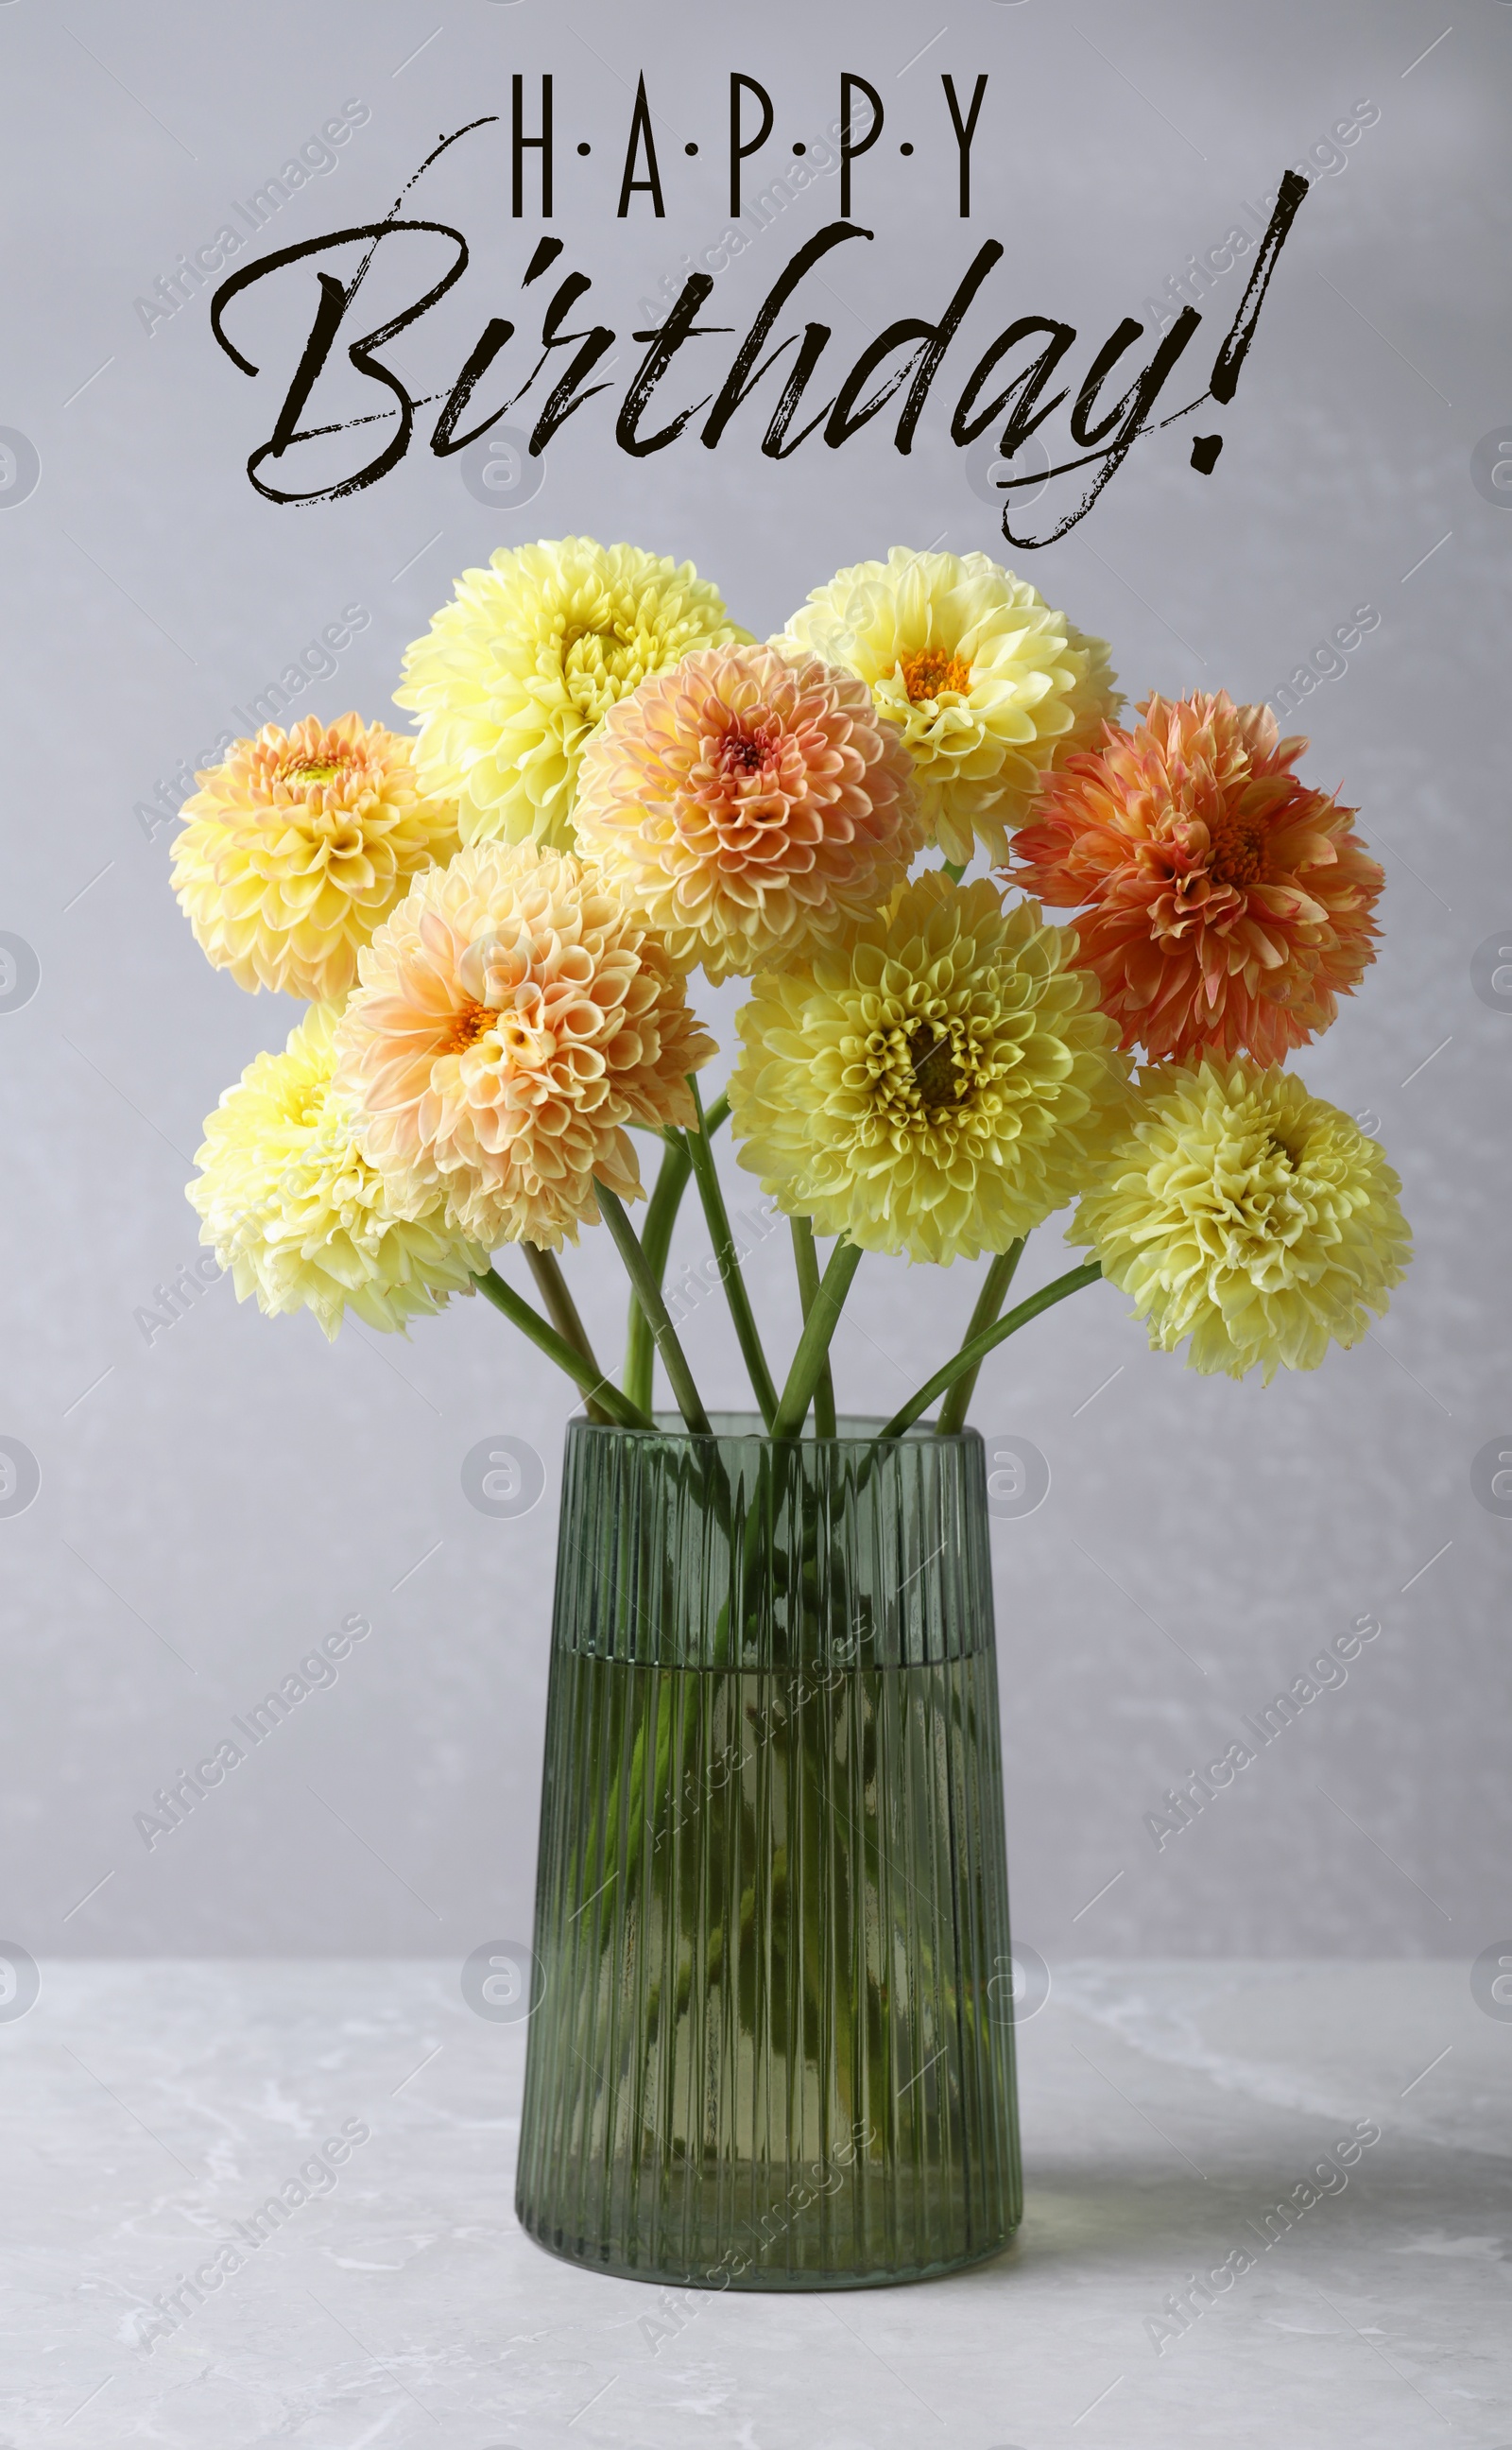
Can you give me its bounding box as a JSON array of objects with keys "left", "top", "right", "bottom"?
[
  {"left": 1068, "top": 1059, "right": 1411, "bottom": 1380},
  {"left": 187, "top": 1007, "right": 486, "bottom": 1340},
  {"left": 394, "top": 536, "right": 749, "bottom": 854},
  {"left": 729, "top": 873, "right": 1130, "bottom": 1265},
  {"left": 773, "top": 547, "right": 1120, "bottom": 865},
  {"left": 171, "top": 714, "right": 458, "bottom": 1003}
]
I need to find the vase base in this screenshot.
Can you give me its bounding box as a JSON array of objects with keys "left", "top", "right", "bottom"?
[{"left": 515, "top": 2209, "right": 1021, "bottom": 2293}]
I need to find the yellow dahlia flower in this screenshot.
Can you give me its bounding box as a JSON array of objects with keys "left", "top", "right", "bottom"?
[
  {"left": 335, "top": 841, "right": 714, "bottom": 1251},
  {"left": 1069, "top": 1060, "right": 1411, "bottom": 1381},
  {"left": 171, "top": 714, "right": 460, "bottom": 1003},
  {"left": 729, "top": 872, "right": 1129, "bottom": 1264},
  {"left": 394, "top": 537, "right": 750, "bottom": 853},
  {"left": 774, "top": 547, "right": 1120, "bottom": 866},
  {"left": 572, "top": 644, "right": 922, "bottom": 982},
  {"left": 188, "top": 1007, "right": 485, "bottom": 1340}
]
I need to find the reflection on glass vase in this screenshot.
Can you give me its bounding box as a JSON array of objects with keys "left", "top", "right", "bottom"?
[{"left": 514, "top": 1415, "right": 1022, "bottom": 2290}]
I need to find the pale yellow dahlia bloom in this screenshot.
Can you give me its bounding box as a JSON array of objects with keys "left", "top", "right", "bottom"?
[
  {"left": 171, "top": 714, "right": 460, "bottom": 1003},
  {"left": 394, "top": 537, "right": 750, "bottom": 853},
  {"left": 729, "top": 872, "right": 1130, "bottom": 1264},
  {"left": 1069, "top": 1060, "right": 1411, "bottom": 1381},
  {"left": 335, "top": 842, "right": 714, "bottom": 1251},
  {"left": 572, "top": 644, "right": 922, "bottom": 982},
  {"left": 774, "top": 547, "right": 1120, "bottom": 866},
  {"left": 188, "top": 1007, "right": 485, "bottom": 1340}
]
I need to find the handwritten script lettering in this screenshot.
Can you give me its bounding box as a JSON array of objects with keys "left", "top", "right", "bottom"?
[{"left": 209, "top": 119, "right": 1310, "bottom": 545}]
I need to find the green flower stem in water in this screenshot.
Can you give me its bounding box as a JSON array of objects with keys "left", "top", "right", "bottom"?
[
  {"left": 937, "top": 1239, "right": 1025, "bottom": 1436},
  {"left": 789, "top": 1216, "right": 836, "bottom": 1439},
  {"left": 625, "top": 1134, "right": 692, "bottom": 1416},
  {"left": 473, "top": 1267, "right": 654, "bottom": 1431},
  {"left": 595, "top": 1181, "right": 713, "bottom": 1437},
  {"left": 624, "top": 1094, "right": 730, "bottom": 1414},
  {"left": 569, "top": 1441, "right": 866, "bottom": 2004},
  {"left": 524, "top": 1245, "right": 610, "bottom": 1425},
  {"left": 879, "top": 1261, "right": 1102, "bottom": 1440},
  {"left": 772, "top": 1237, "right": 864, "bottom": 1440},
  {"left": 684, "top": 1076, "right": 779, "bottom": 1430}
]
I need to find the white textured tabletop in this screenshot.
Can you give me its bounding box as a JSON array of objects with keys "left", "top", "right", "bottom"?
[{"left": 5, "top": 1960, "right": 1507, "bottom": 2448}]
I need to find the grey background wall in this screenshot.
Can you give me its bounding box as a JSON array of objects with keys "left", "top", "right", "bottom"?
[{"left": 1, "top": 0, "right": 1506, "bottom": 1970}]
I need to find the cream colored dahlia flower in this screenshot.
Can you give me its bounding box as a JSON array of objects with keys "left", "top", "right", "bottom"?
[
  {"left": 335, "top": 841, "right": 714, "bottom": 1251},
  {"left": 774, "top": 547, "right": 1120, "bottom": 865},
  {"left": 188, "top": 1006, "right": 485, "bottom": 1340},
  {"left": 572, "top": 644, "right": 922, "bottom": 982},
  {"left": 394, "top": 537, "right": 750, "bottom": 853},
  {"left": 171, "top": 714, "right": 460, "bottom": 1003},
  {"left": 1069, "top": 1060, "right": 1411, "bottom": 1381},
  {"left": 729, "top": 872, "right": 1129, "bottom": 1264}
]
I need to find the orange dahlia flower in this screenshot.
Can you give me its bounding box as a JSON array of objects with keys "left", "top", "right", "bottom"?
[
  {"left": 334, "top": 843, "right": 713, "bottom": 1250},
  {"left": 1006, "top": 694, "right": 1383, "bottom": 1066},
  {"left": 572, "top": 644, "right": 921, "bottom": 982}
]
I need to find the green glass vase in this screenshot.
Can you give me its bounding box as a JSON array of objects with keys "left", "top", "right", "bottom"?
[{"left": 514, "top": 1414, "right": 1022, "bottom": 2289}]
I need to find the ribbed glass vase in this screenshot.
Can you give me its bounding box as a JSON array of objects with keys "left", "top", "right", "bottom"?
[{"left": 515, "top": 1414, "right": 1022, "bottom": 2289}]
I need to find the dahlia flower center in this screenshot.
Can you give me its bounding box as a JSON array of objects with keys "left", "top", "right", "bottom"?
[
  {"left": 909, "top": 1026, "right": 967, "bottom": 1107},
  {"left": 1263, "top": 1127, "right": 1304, "bottom": 1169},
  {"left": 560, "top": 622, "right": 635, "bottom": 720},
  {"left": 286, "top": 761, "right": 342, "bottom": 785},
  {"left": 900, "top": 648, "right": 973, "bottom": 704},
  {"left": 439, "top": 996, "right": 555, "bottom": 1073},
  {"left": 1204, "top": 804, "right": 1269, "bottom": 889},
  {"left": 282, "top": 1082, "right": 329, "bottom": 1131},
  {"left": 441, "top": 1001, "right": 492, "bottom": 1055},
  {"left": 868, "top": 1020, "right": 972, "bottom": 1121},
  {"left": 719, "top": 725, "right": 776, "bottom": 778}
]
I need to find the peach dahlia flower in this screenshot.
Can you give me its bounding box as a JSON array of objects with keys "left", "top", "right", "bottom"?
[
  {"left": 334, "top": 843, "right": 713, "bottom": 1251},
  {"left": 171, "top": 714, "right": 459, "bottom": 1003},
  {"left": 1007, "top": 694, "right": 1383, "bottom": 1067},
  {"left": 571, "top": 645, "right": 922, "bottom": 982}
]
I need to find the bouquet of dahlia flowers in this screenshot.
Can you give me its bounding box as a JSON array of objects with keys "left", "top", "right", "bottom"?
[{"left": 176, "top": 537, "right": 1409, "bottom": 1437}]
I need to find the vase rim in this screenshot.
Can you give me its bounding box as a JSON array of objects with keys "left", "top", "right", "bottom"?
[{"left": 569, "top": 1411, "right": 983, "bottom": 1447}]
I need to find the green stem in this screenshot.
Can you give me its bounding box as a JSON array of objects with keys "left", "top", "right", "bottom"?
[
  {"left": 524, "top": 1245, "right": 610, "bottom": 1426},
  {"left": 937, "top": 1239, "right": 1025, "bottom": 1436},
  {"left": 472, "top": 1268, "right": 654, "bottom": 1431},
  {"left": 789, "top": 1216, "right": 835, "bottom": 1439},
  {"left": 878, "top": 1261, "right": 1102, "bottom": 1441},
  {"left": 623, "top": 1095, "right": 730, "bottom": 1413},
  {"left": 771, "top": 1236, "right": 863, "bottom": 1440},
  {"left": 684, "top": 1075, "right": 779, "bottom": 1430},
  {"left": 941, "top": 857, "right": 967, "bottom": 885},
  {"left": 595, "top": 1181, "right": 713, "bottom": 1437},
  {"left": 626, "top": 1132, "right": 693, "bottom": 1417}
]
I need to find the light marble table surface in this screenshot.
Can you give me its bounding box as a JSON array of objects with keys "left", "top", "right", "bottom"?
[{"left": 3, "top": 1960, "right": 1507, "bottom": 2448}]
